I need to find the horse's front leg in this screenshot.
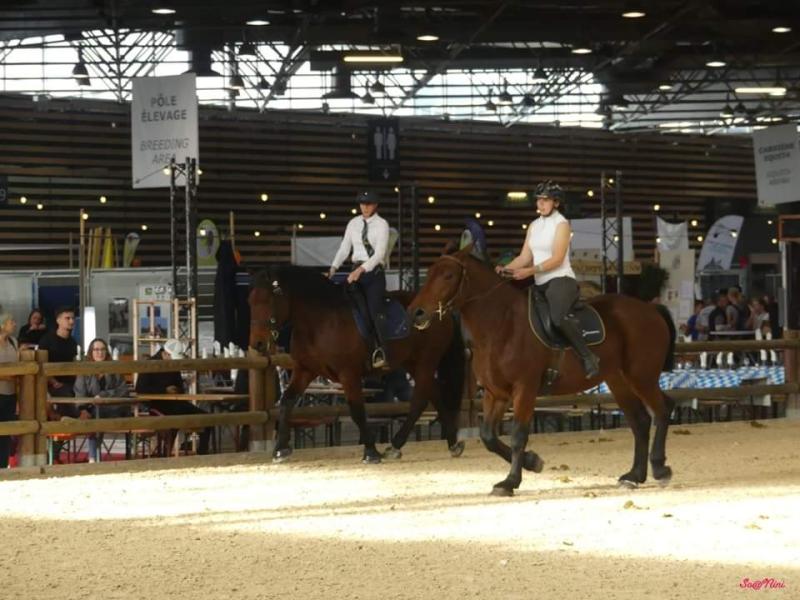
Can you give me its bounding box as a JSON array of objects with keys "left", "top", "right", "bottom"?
[
  {"left": 341, "top": 372, "right": 381, "bottom": 464},
  {"left": 491, "top": 387, "right": 539, "bottom": 497},
  {"left": 273, "top": 368, "right": 315, "bottom": 463},
  {"left": 384, "top": 370, "right": 434, "bottom": 459}
]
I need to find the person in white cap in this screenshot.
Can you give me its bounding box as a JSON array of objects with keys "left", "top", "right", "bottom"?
[
  {"left": 328, "top": 189, "right": 391, "bottom": 368},
  {"left": 135, "top": 338, "right": 212, "bottom": 455}
]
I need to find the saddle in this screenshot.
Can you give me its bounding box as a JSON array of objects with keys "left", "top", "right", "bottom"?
[
  {"left": 527, "top": 288, "right": 605, "bottom": 350},
  {"left": 348, "top": 291, "right": 411, "bottom": 342}
]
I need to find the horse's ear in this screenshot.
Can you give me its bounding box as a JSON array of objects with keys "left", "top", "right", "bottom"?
[
  {"left": 455, "top": 242, "right": 473, "bottom": 258},
  {"left": 442, "top": 241, "right": 459, "bottom": 255}
]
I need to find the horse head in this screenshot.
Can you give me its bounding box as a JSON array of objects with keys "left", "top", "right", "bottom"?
[
  {"left": 248, "top": 267, "right": 290, "bottom": 354},
  {"left": 409, "top": 244, "right": 473, "bottom": 330}
]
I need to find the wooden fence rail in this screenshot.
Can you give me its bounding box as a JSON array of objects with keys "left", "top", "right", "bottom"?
[{"left": 0, "top": 336, "right": 797, "bottom": 468}]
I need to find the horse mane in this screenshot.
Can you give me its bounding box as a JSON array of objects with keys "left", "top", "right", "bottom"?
[{"left": 253, "top": 264, "right": 349, "bottom": 308}]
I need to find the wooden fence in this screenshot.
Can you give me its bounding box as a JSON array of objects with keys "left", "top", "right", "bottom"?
[{"left": 0, "top": 337, "right": 798, "bottom": 467}]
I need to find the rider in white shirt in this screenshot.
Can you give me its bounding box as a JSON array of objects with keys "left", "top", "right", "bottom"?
[
  {"left": 329, "top": 190, "right": 390, "bottom": 368},
  {"left": 497, "top": 181, "right": 600, "bottom": 378}
]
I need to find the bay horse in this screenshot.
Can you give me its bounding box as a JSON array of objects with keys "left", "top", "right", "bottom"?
[
  {"left": 249, "top": 265, "right": 466, "bottom": 464},
  {"left": 409, "top": 246, "right": 676, "bottom": 496}
]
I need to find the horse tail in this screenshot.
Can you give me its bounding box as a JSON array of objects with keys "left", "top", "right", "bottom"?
[
  {"left": 436, "top": 314, "right": 466, "bottom": 415},
  {"left": 655, "top": 303, "right": 676, "bottom": 372}
]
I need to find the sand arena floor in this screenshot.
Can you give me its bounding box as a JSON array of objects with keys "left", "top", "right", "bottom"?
[{"left": 0, "top": 419, "right": 798, "bottom": 600}]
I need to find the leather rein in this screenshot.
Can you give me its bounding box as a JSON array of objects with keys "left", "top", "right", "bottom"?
[{"left": 434, "top": 255, "right": 507, "bottom": 320}]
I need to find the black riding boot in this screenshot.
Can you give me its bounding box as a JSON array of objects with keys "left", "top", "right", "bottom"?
[
  {"left": 558, "top": 315, "right": 600, "bottom": 379},
  {"left": 371, "top": 311, "right": 388, "bottom": 369}
]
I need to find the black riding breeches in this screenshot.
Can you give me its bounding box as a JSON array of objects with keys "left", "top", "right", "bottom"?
[
  {"left": 359, "top": 267, "right": 386, "bottom": 320},
  {"left": 539, "top": 276, "right": 580, "bottom": 326}
]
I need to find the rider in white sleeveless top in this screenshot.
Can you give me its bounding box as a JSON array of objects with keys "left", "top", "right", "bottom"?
[{"left": 496, "top": 181, "right": 599, "bottom": 378}]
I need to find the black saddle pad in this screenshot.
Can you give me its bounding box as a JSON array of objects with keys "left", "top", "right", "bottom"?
[
  {"left": 527, "top": 288, "right": 605, "bottom": 350},
  {"left": 351, "top": 296, "right": 411, "bottom": 341}
]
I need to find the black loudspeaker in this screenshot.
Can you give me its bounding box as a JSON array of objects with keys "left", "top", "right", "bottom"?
[{"left": 0, "top": 175, "right": 7, "bottom": 207}]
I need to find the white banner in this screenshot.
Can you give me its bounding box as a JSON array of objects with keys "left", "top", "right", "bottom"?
[
  {"left": 659, "top": 249, "right": 696, "bottom": 325},
  {"left": 753, "top": 123, "right": 800, "bottom": 206},
  {"left": 697, "top": 215, "right": 744, "bottom": 271},
  {"left": 657, "top": 217, "right": 689, "bottom": 252},
  {"left": 131, "top": 74, "right": 198, "bottom": 189}
]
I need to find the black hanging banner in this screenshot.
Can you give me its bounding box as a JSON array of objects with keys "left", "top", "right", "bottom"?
[
  {"left": 0, "top": 175, "right": 8, "bottom": 207},
  {"left": 367, "top": 118, "right": 400, "bottom": 181}
]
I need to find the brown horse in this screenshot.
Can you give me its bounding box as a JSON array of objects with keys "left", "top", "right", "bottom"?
[
  {"left": 409, "top": 246, "right": 676, "bottom": 496},
  {"left": 249, "top": 265, "right": 466, "bottom": 464}
]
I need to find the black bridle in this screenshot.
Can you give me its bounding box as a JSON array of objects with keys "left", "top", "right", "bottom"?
[
  {"left": 251, "top": 279, "right": 284, "bottom": 350},
  {"left": 432, "top": 255, "right": 506, "bottom": 320}
]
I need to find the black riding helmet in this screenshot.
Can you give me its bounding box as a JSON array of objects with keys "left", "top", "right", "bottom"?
[
  {"left": 534, "top": 180, "right": 564, "bottom": 203},
  {"left": 356, "top": 190, "right": 380, "bottom": 204}
]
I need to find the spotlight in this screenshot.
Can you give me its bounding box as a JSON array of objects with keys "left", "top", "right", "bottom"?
[
  {"left": 521, "top": 224, "right": 527, "bottom": 230},
  {"left": 351, "top": 208, "right": 357, "bottom": 214},
  {"left": 246, "top": 19, "right": 270, "bottom": 26},
  {"left": 587, "top": 190, "right": 594, "bottom": 197},
  {"left": 772, "top": 238, "right": 778, "bottom": 244},
  {"left": 99, "top": 196, "right": 107, "bottom": 204},
  {"left": 434, "top": 224, "right": 441, "bottom": 231},
  {"left": 690, "top": 219, "right": 698, "bottom": 227},
  {"left": 82, "top": 212, "right": 90, "bottom": 221},
  {"left": 141, "top": 224, "right": 148, "bottom": 230},
  {"left": 151, "top": 5, "right": 176, "bottom": 15},
  {"left": 254, "top": 231, "right": 261, "bottom": 237},
  {"left": 417, "top": 34, "right": 439, "bottom": 42},
  {"left": 229, "top": 74, "right": 245, "bottom": 90},
  {"left": 697, "top": 235, "right": 704, "bottom": 242},
  {"left": 36, "top": 203, "right": 43, "bottom": 210},
  {"left": 475, "top": 212, "right": 481, "bottom": 218},
  {"left": 20, "top": 196, "right": 27, "bottom": 205},
  {"left": 427, "top": 195, "right": 435, "bottom": 204},
  {"left": 706, "top": 60, "right": 726, "bottom": 68},
  {"left": 772, "top": 26, "right": 791, "bottom": 34},
  {"left": 297, "top": 223, "right": 304, "bottom": 230},
  {"left": 238, "top": 42, "right": 257, "bottom": 57},
  {"left": 260, "top": 193, "right": 269, "bottom": 202},
  {"left": 653, "top": 203, "right": 661, "bottom": 211},
  {"left": 319, "top": 212, "right": 326, "bottom": 219},
  {"left": 487, "top": 220, "right": 494, "bottom": 227}
]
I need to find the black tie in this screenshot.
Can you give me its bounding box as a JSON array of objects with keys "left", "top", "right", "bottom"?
[{"left": 362, "top": 218, "right": 375, "bottom": 258}]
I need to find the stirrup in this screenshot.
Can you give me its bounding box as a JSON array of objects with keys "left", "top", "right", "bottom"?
[{"left": 371, "top": 347, "right": 387, "bottom": 369}]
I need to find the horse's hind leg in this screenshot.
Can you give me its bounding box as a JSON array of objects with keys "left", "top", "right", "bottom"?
[{"left": 606, "top": 374, "right": 651, "bottom": 487}]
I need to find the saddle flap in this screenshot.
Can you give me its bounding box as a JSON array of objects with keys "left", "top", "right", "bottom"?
[
  {"left": 528, "top": 288, "right": 605, "bottom": 350},
  {"left": 351, "top": 296, "right": 411, "bottom": 341}
]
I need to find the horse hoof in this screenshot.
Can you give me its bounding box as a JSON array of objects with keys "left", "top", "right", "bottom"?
[
  {"left": 490, "top": 485, "right": 514, "bottom": 497},
  {"left": 523, "top": 451, "right": 544, "bottom": 473},
  {"left": 617, "top": 478, "right": 639, "bottom": 490},
  {"left": 272, "top": 448, "right": 293, "bottom": 464},
  {"left": 362, "top": 453, "right": 382, "bottom": 465},
  {"left": 653, "top": 465, "right": 673, "bottom": 485},
  {"left": 449, "top": 441, "right": 465, "bottom": 458},
  {"left": 383, "top": 446, "right": 402, "bottom": 459}
]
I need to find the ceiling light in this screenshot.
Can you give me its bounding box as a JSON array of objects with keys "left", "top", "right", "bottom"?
[
  {"left": 228, "top": 74, "right": 245, "bottom": 90},
  {"left": 656, "top": 236, "right": 661, "bottom": 243},
  {"left": 151, "top": 6, "right": 176, "bottom": 15},
  {"left": 162, "top": 167, "right": 170, "bottom": 175},
  {"left": 394, "top": 187, "right": 400, "bottom": 192},
  {"left": 587, "top": 190, "right": 594, "bottom": 197},
  {"left": 730, "top": 230, "right": 738, "bottom": 238},
  {"left": 99, "top": 195, "right": 107, "bottom": 204},
  {"left": 19, "top": 196, "right": 27, "bottom": 205},
  {"left": 246, "top": 19, "right": 270, "bottom": 26},
  {"left": 417, "top": 34, "right": 439, "bottom": 42},
  {"left": 256, "top": 76, "right": 270, "bottom": 92},
  {"left": 434, "top": 224, "right": 441, "bottom": 231},
  {"left": 720, "top": 103, "right": 735, "bottom": 118},
  {"left": 621, "top": 2, "right": 646, "bottom": 18},
  {"left": 772, "top": 238, "right": 778, "bottom": 244},
  {"left": 706, "top": 60, "right": 726, "bottom": 68},
  {"left": 260, "top": 193, "right": 269, "bottom": 202},
  {"left": 734, "top": 101, "right": 748, "bottom": 113},
  {"left": 321, "top": 101, "right": 330, "bottom": 114},
  {"left": 531, "top": 67, "right": 547, "bottom": 83},
  {"left": 475, "top": 212, "right": 481, "bottom": 218},
  {"left": 196, "top": 168, "right": 203, "bottom": 175},
  {"left": 238, "top": 42, "right": 257, "bottom": 57},
  {"left": 427, "top": 195, "right": 435, "bottom": 204},
  {"left": 772, "top": 26, "right": 791, "bottom": 34},
  {"left": 254, "top": 231, "right": 261, "bottom": 237},
  {"left": 697, "top": 235, "right": 704, "bottom": 242},
  {"left": 571, "top": 46, "right": 592, "bottom": 55},
  {"left": 297, "top": 223, "right": 304, "bottom": 230},
  {"left": 485, "top": 89, "right": 497, "bottom": 112},
  {"left": 658, "top": 84, "right": 673, "bottom": 91},
  {"left": 735, "top": 86, "right": 786, "bottom": 95},
  {"left": 487, "top": 220, "right": 494, "bottom": 227},
  {"left": 653, "top": 203, "right": 661, "bottom": 211},
  {"left": 319, "top": 212, "right": 326, "bottom": 219},
  {"left": 343, "top": 53, "right": 403, "bottom": 64},
  {"left": 506, "top": 191, "right": 528, "bottom": 201},
  {"left": 690, "top": 219, "right": 698, "bottom": 227},
  {"left": 522, "top": 224, "right": 528, "bottom": 230},
  {"left": 36, "top": 203, "right": 43, "bottom": 210},
  {"left": 141, "top": 224, "right": 147, "bottom": 230},
  {"left": 768, "top": 219, "right": 773, "bottom": 225},
  {"left": 351, "top": 208, "right": 357, "bottom": 214},
  {"left": 82, "top": 212, "right": 90, "bottom": 221},
  {"left": 362, "top": 91, "right": 375, "bottom": 104}
]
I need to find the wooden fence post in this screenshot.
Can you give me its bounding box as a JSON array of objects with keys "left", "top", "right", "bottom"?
[
  {"left": 33, "top": 349, "right": 49, "bottom": 465},
  {"left": 247, "top": 348, "right": 267, "bottom": 452},
  {"left": 784, "top": 329, "right": 800, "bottom": 418},
  {"left": 17, "top": 350, "right": 37, "bottom": 467}
]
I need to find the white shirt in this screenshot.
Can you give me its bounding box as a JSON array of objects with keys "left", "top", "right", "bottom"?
[
  {"left": 331, "top": 213, "right": 390, "bottom": 273},
  {"left": 527, "top": 209, "right": 575, "bottom": 285}
]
